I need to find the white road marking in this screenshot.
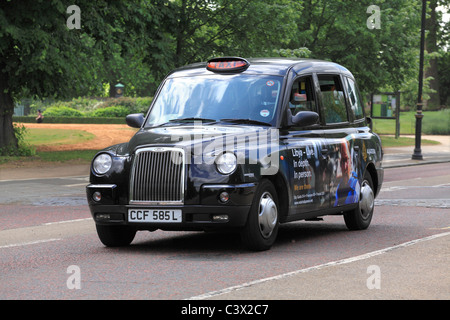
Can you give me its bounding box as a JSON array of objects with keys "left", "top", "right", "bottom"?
[
  {"left": 64, "top": 183, "right": 89, "bottom": 188},
  {"left": 186, "top": 231, "right": 450, "bottom": 300},
  {"left": 0, "top": 238, "right": 62, "bottom": 249},
  {"left": 42, "top": 218, "right": 92, "bottom": 226},
  {"left": 0, "top": 175, "right": 88, "bottom": 183}
]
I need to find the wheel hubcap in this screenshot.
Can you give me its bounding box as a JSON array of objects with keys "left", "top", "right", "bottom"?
[
  {"left": 360, "top": 180, "right": 374, "bottom": 219},
  {"left": 258, "top": 192, "right": 278, "bottom": 239}
]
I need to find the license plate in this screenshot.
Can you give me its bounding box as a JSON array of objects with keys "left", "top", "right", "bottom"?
[{"left": 128, "top": 209, "right": 182, "bottom": 223}]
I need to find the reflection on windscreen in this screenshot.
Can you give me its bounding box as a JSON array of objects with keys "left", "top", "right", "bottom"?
[{"left": 146, "top": 75, "right": 282, "bottom": 127}]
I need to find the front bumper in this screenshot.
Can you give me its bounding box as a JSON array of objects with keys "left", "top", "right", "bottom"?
[{"left": 86, "top": 183, "right": 256, "bottom": 231}]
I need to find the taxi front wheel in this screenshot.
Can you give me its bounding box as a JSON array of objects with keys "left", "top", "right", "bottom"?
[
  {"left": 344, "top": 172, "right": 375, "bottom": 230},
  {"left": 96, "top": 224, "right": 136, "bottom": 247},
  {"left": 240, "top": 179, "right": 279, "bottom": 251}
]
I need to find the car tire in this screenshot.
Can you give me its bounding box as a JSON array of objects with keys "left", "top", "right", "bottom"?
[
  {"left": 96, "top": 224, "right": 136, "bottom": 247},
  {"left": 240, "top": 179, "right": 279, "bottom": 251},
  {"left": 344, "top": 172, "right": 375, "bottom": 230}
]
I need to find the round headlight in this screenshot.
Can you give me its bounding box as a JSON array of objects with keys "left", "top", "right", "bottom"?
[
  {"left": 93, "top": 153, "right": 112, "bottom": 175},
  {"left": 216, "top": 152, "right": 237, "bottom": 175}
]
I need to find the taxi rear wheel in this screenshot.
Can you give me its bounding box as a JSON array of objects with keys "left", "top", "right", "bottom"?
[
  {"left": 96, "top": 224, "right": 136, "bottom": 247},
  {"left": 240, "top": 179, "right": 279, "bottom": 251},
  {"left": 344, "top": 172, "right": 375, "bottom": 230}
]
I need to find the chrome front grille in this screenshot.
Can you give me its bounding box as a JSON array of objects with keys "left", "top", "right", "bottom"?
[{"left": 130, "top": 147, "right": 185, "bottom": 204}]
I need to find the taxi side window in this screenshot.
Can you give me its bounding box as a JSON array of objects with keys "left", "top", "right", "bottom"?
[
  {"left": 345, "top": 77, "right": 364, "bottom": 120},
  {"left": 318, "top": 75, "right": 348, "bottom": 124},
  {"left": 289, "top": 76, "right": 316, "bottom": 116}
]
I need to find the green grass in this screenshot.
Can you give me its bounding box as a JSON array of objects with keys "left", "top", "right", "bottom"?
[
  {"left": 372, "top": 109, "right": 450, "bottom": 135},
  {"left": 25, "top": 128, "right": 95, "bottom": 147},
  {"left": 0, "top": 127, "right": 97, "bottom": 165},
  {"left": 37, "top": 150, "right": 98, "bottom": 162},
  {"left": 379, "top": 136, "right": 441, "bottom": 148},
  {"left": 0, "top": 150, "right": 98, "bottom": 165}
]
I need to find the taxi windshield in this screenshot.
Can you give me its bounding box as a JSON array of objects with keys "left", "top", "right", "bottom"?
[{"left": 145, "top": 74, "right": 283, "bottom": 127}]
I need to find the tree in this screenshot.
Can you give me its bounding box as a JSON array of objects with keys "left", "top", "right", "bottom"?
[
  {"left": 0, "top": 0, "right": 158, "bottom": 153},
  {"left": 146, "top": 0, "right": 297, "bottom": 71},
  {"left": 0, "top": 0, "right": 77, "bottom": 152},
  {"left": 285, "top": 0, "right": 422, "bottom": 96}
]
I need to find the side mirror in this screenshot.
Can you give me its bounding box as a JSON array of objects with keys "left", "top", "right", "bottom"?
[
  {"left": 126, "top": 113, "right": 144, "bottom": 128},
  {"left": 290, "top": 111, "right": 319, "bottom": 127}
]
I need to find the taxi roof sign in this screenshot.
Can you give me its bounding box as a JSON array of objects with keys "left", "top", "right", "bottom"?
[{"left": 206, "top": 57, "right": 249, "bottom": 73}]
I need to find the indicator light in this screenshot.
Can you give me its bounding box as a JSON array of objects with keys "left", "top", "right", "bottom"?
[
  {"left": 219, "top": 191, "right": 230, "bottom": 203},
  {"left": 93, "top": 191, "right": 102, "bottom": 202}
]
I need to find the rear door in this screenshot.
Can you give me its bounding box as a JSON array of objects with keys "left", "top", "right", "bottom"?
[
  {"left": 283, "top": 75, "right": 330, "bottom": 215},
  {"left": 316, "top": 73, "right": 360, "bottom": 208}
]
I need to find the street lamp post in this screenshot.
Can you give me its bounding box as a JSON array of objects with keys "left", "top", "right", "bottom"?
[{"left": 412, "top": 0, "right": 427, "bottom": 160}]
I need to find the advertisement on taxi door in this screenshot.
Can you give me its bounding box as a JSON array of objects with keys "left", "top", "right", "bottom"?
[{"left": 290, "top": 137, "right": 361, "bottom": 209}]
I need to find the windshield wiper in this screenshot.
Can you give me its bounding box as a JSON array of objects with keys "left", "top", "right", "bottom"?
[
  {"left": 219, "top": 118, "right": 271, "bottom": 126},
  {"left": 148, "top": 117, "right": 217, "bottom": 128},
  {"left": 169, "top": 117, "right": 217, "bottom": 123}
]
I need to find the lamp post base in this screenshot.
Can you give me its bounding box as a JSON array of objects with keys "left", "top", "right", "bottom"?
[
  {"left": 411, "top": 113, "right": 424, "bottom": 160},
  {"left": 411, "top": 151, "right": 423, "bottom": 160}
]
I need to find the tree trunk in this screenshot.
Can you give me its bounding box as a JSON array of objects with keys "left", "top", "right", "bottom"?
[
  {"left": 0, "top": 75, "right": 18, "bottom": 152},
  {"left": 425, "top": 0, "right": 441, "bottom": 110},
  {"left": 109, "top": 81, "right": 116, "bottom": 98}
]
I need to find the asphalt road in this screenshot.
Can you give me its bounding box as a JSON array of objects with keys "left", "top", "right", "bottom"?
[{"left": 0, "top": 163, "right": 448, "bottom": 301}]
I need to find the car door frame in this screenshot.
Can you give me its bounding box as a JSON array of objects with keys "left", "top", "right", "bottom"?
[
  {"left": 314, "top": 71, "right": 362, "bottom": 211},
  {"left": 279, "top": 72, "right": 331, "bottom": 220}
]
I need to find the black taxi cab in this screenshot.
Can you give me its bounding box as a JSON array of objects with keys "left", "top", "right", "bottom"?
[{"left": 86, "top": 57, "right": 384, "bottom": 251}]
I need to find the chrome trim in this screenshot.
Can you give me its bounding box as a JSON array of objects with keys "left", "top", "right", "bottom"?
[
  {"left": 129, "top": 147, "right": 185, "bottom": 205},
  {"left": 87, "top": 184, "right": 117, "bottom": 189},
  {"left": 202, "top": 183, "right": 256, "bottom": 189}
]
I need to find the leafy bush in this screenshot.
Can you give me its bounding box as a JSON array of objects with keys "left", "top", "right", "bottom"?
[
  {"left": 22, "top": 96, "right": 152, "bottom": 118},
  {"left": 64, "top": 97, "right": 102, "bottom": 112},
  {"left": 98, "top": 97, "right": 152, "bottom": 114},
  {"left": 43, "top": 106, "right": 84, "bottom": 117},
  {"left": 13, "top": 116, "right": 126, "bottom": 124},
  {"left": 101, "top": 97, "right": 135, "bottom": 109},
  {"left": 135, "top": 97, "right": 153, "bottom": 112},
  {"left": 90, "top": 106, "right": 130, "bottom": 117},
  {"left": 0, "top": 123, "right": 35, "bottom": 156}
]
